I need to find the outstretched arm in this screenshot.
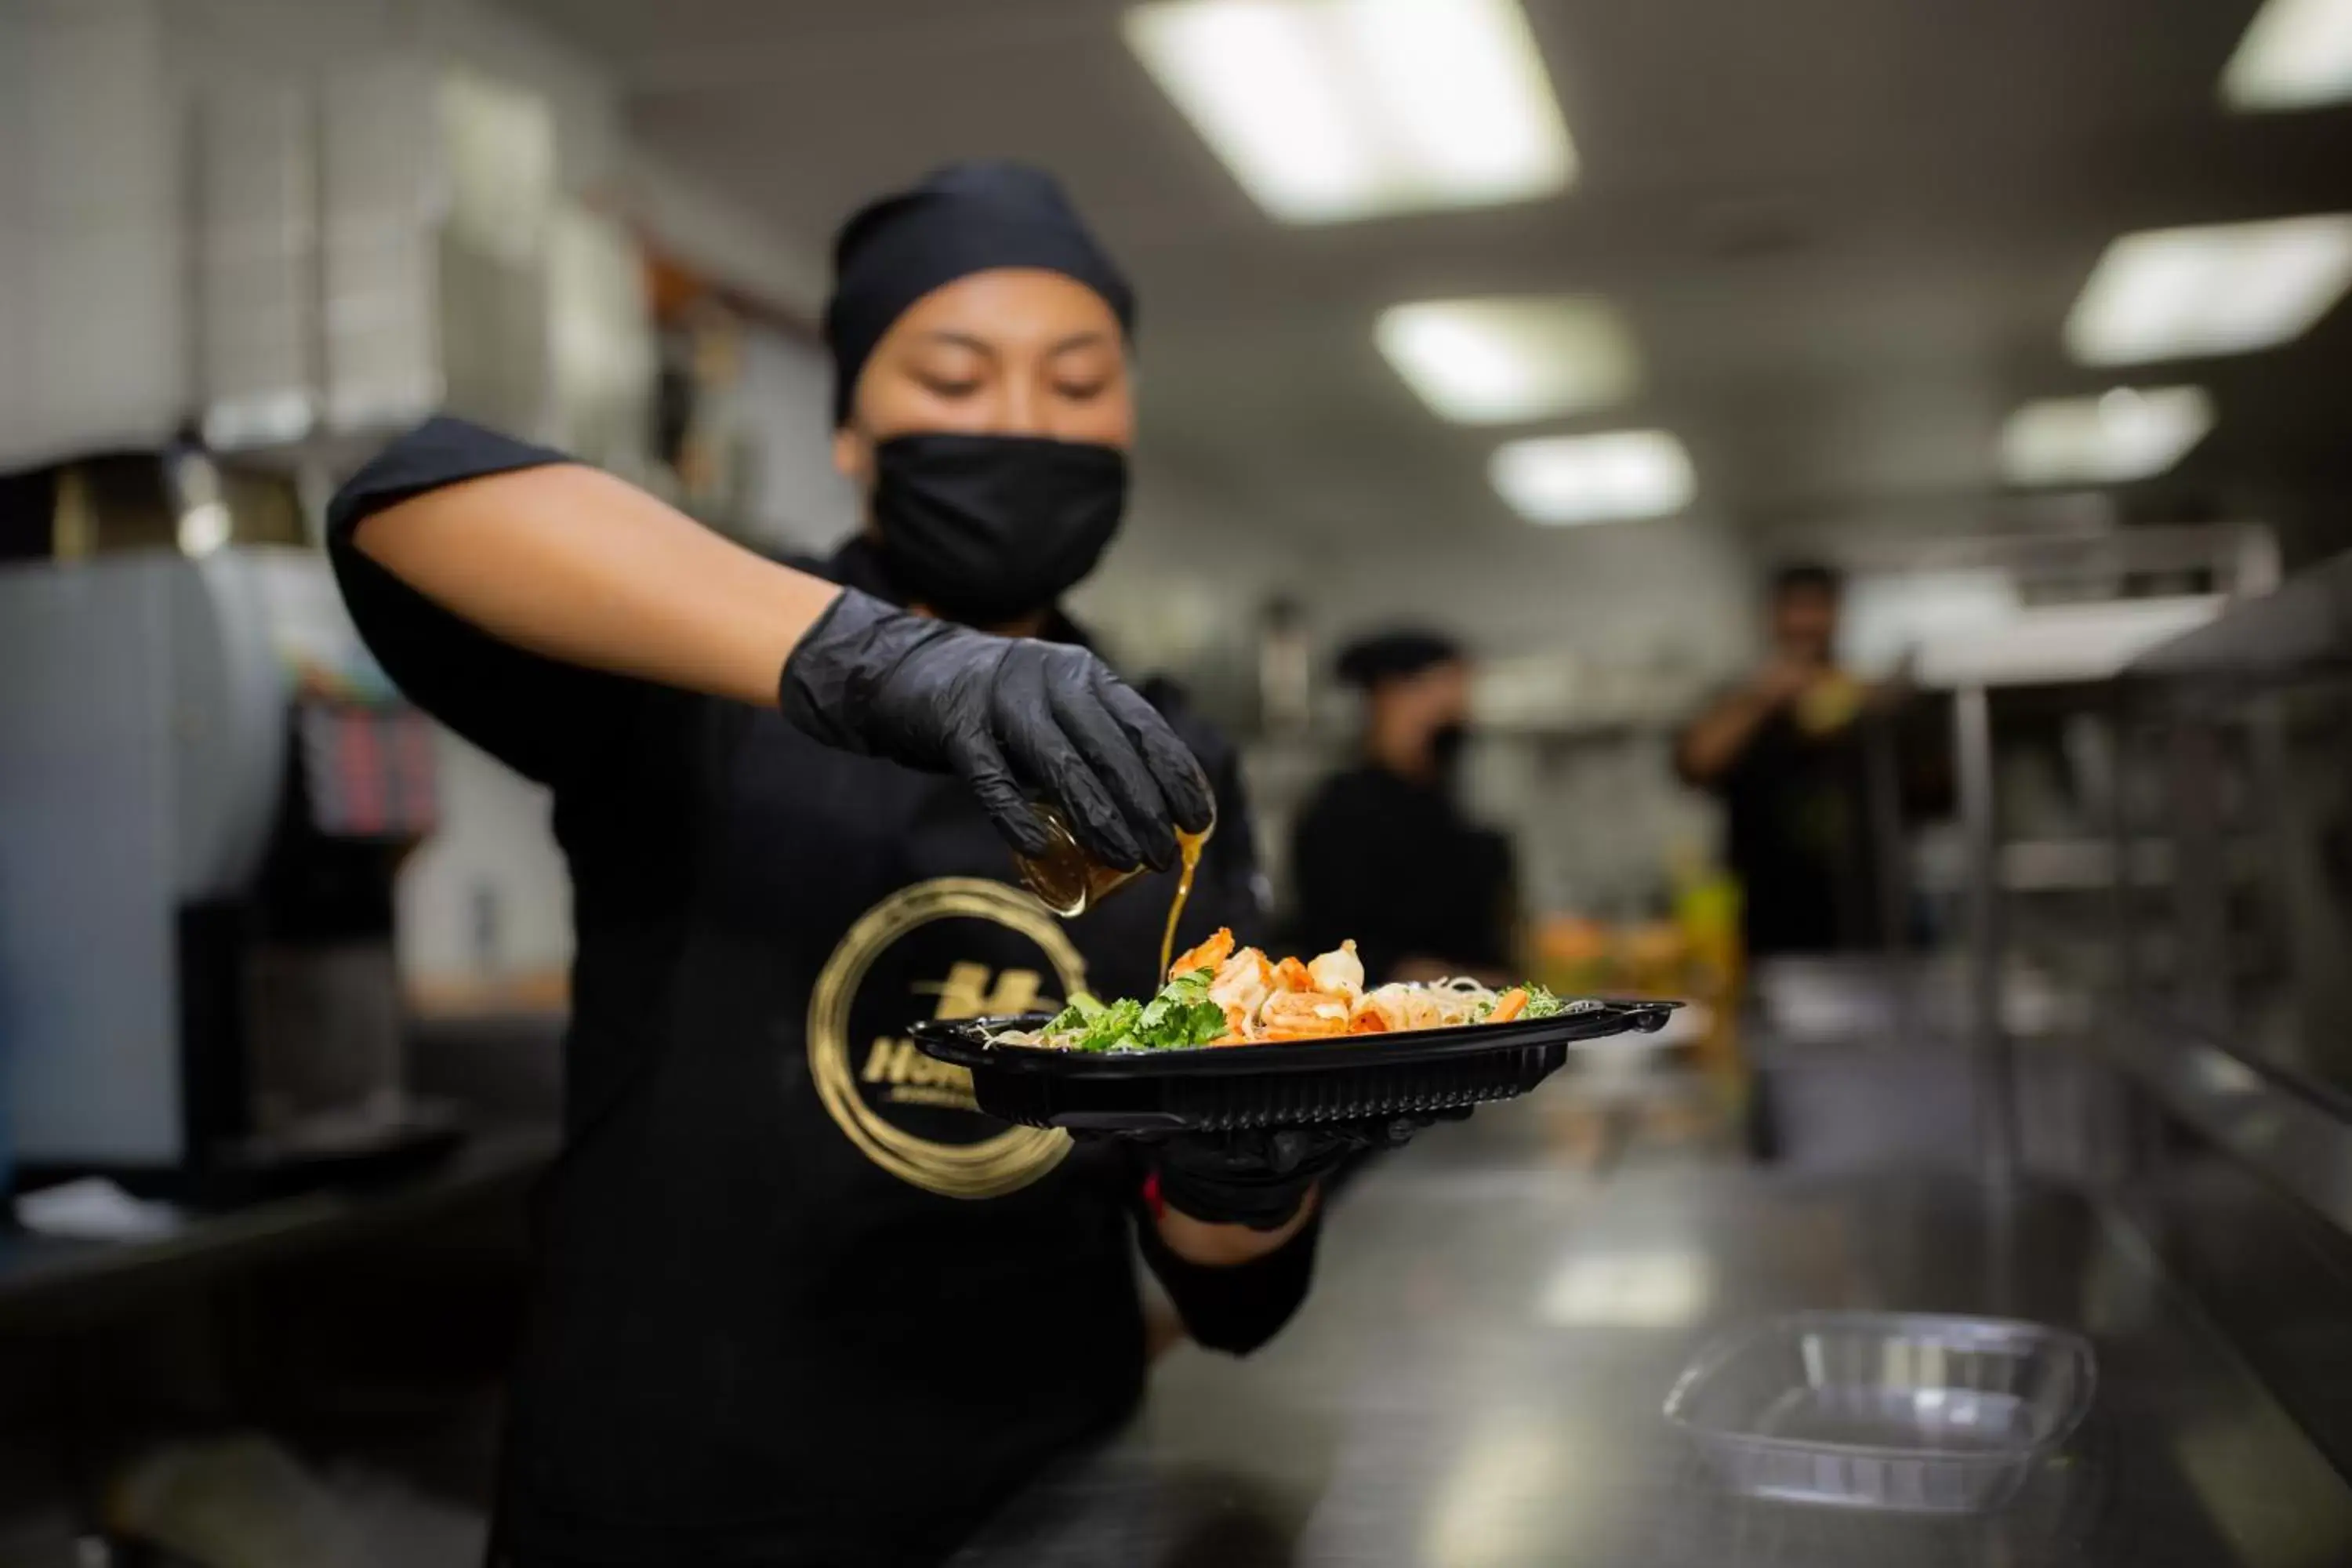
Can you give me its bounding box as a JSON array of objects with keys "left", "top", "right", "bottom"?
[
  {"left": 352, "top": 460, "right": 840, "bottom": 713},
  {"left": 332, "top": 419, "right": 1213, "bottom": 871}
]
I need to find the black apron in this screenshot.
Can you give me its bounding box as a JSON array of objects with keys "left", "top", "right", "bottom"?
[{"left": 495, "top": 550, "right": 1264, "bottom": 1566}]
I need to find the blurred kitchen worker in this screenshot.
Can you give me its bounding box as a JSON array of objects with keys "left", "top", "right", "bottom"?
[
  {"left": 1290, "top": 630, "right": 1517, "bottom": 984},
  {"left": 1675, "top": 561, "right": 1886, "bottom": 956},
  {"left": 327, "top": 162, "right": 1407, "bottom": 1568}
]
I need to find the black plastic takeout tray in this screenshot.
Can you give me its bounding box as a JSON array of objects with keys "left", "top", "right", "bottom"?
[{"left": 909, "top": 997, "right": 1680, "bottom": 1134}]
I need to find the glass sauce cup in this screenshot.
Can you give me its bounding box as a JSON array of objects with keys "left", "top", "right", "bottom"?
[
  {"left": 1014, "top": 806, "right": 1140, "bottom": 917},
  {"left": 1014, "top": 802, "right": 1216, "bottom": 919}
]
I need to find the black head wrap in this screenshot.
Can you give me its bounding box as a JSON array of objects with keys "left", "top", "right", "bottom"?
[
  {"left": 1336, "top": 628, "right": 1465, "bottom": 690},
  {"left": 823, "top": 161, "right": 1136, "bottom": 426}
]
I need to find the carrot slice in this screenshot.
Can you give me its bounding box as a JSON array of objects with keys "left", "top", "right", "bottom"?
[{"left": 1485, "top": 987, "right": 1530, "bottom": 1024}]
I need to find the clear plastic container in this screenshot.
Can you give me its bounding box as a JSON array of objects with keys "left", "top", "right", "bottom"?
[{"left": 1664, "top": 1311, "right": 2096, "bottom": 1513}]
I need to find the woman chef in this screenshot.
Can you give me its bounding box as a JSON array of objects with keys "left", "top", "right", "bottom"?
[{"left": 329, "top": 164, "right": 1339, "bottom": 1566}]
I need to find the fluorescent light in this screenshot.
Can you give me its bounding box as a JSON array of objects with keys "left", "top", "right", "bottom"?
[
  {"left": 1126, "top": 2, "right": 1369, "bottom": 222},
  {"left": 1999, "top": 386, "right": 2215, "bottom": 486},
  {"left": 1124, "top": 0, "right": 1574, "bottom": 223},
  {"left": 2223, "top": 0, "right": 2352, "bottom": 111},
  {"left": 1376, "top": 296, "right": 1637, "bottom": 423},
  {"left": 2064, "top": 216, "right": 2352, "bottom": 364},
  {"left": 1490, "top": 430, "right": 1693, "bottom": 524}
]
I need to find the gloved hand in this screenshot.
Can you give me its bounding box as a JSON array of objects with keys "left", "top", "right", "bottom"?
[
  {"left": 1149, "top": 1112, "right": 1472, "bottom": 1230},
  {"left": 779, "top": 588, "right": 1214, "bottom": 870}
]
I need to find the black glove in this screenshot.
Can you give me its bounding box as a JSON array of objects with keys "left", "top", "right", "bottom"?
[
  {"left": 1149, "top": 1112, "right": 1471, "bottom": 1230},
  {"left": 779, "top": 588, "right": 1214, "bottom": 870}
]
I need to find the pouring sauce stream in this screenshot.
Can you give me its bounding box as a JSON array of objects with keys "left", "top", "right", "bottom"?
[{"left": 1159, "top": 824, "right": 1210, "bottom": 980}]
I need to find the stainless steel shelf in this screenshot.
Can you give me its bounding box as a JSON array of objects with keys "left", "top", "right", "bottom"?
[
  {"left": 2129, "top": 547, "right": 2352, "bottom": 682},
  {"left": 1914, "top": 839, "right": 2176, "bottom": 894},
  {"left": 2107, "top": 1007, "right": 2352, "bottom": 1241}
]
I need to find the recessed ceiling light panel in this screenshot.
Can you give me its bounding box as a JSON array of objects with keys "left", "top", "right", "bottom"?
[
  {"left": 1124, "top": 0, "right": 1575, "bottom": 224},
  {"left": 2064, "top": 216, "right": 2352, "bottom": 365},
  {"left": 1998, "top": 386, "right": 2216, "bottom": 486},
  {"left": 1375, "top": 296, "right": 1638, "bottom": 423},
  {"left": 1490, "top": 430, "right": 1695, "bottom": 524},
  {"left": 2223, "top": 0, "right": 2352, "bottom": 111}
]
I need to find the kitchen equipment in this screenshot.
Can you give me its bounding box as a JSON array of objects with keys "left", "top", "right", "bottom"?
[
  {"left": 0, "top": 546, "right": 457, "bottom": 1199},
  {"left": 911, "top": 998, "right": 1678, "bottom": 1134},
  {"left": 1664, "top": 1311, "right": 2095, "bottom": 1513}
]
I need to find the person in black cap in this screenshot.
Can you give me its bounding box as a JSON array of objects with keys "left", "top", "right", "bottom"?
[
  {"left": 1289, "top": 630, "right": 1518, "bottom": 985},
  {"left": 322, "top": 162, "right": 1413, "bottom": 1567}
]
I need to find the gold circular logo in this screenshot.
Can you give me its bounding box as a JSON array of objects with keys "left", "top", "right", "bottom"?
[{"left": 808, "top": 877, "right": 1080, "bottom": 1198}]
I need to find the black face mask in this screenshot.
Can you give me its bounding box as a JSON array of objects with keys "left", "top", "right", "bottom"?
[
  {"left": 1428, "top": 721, "right": 1470, "bottom": 789},
  {"left": 869, "top": 433, "right": 1126, "bottom": 625}
]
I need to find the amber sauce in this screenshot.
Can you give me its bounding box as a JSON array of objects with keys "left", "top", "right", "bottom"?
[{"left": 1158, "top": 823, "right": 1211, "bottom": 980}]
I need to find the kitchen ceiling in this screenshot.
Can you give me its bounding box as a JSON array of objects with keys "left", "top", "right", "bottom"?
[{"left": 510, "top": 0, "right": 2352, "bottom": 552}]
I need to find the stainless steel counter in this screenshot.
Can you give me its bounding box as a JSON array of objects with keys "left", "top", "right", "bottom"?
[
  {"left": 0, "top": 1127, "right": 556, "bottom": 1331},
  {"left": 953, "top": 1086, "right": 2352, "bottom": 1567}
]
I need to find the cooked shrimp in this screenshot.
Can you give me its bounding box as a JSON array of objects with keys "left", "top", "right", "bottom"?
[
  {"left": 1209, "top": 948, "right": 1275, "bottom": 1016},
  {"left": 1347, "top": 1008, "right": 1389, "bottom": 1033},
  {"left": 1272, "top": 956, "right": 1314, "bottom": 992},
  {"left": 1259, "top": 989, "right": 1352, "bottom": 1036},
  {"left": 1169, "top": 927, "right": 1235, "bottom": 980},
  {"left": 1352, "top": 989, "right": 1403, "bottom": 1031},
  {"left": 1306, "top": 940, "right": 1364, "bottom": 1001}
]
